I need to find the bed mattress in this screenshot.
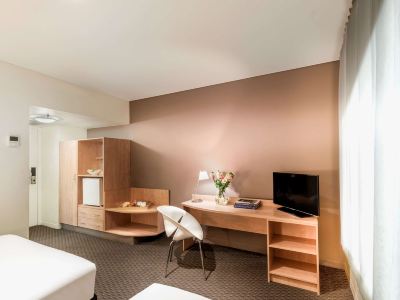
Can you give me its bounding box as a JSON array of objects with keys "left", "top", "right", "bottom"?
[{"left": 0, "top": 234, "right": 96, "bottom": 300}]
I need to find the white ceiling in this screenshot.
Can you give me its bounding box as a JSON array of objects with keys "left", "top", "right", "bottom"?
[
  {"left": 29, "top": 106, "right": 117, "bottom": 129},
  {"left": 0, "top": 0, "right": 351, "bottom": 101}
]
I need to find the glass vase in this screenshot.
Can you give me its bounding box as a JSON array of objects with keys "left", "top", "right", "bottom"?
[{"left": 215, "top": 192, "right": 229, "bottom": 205}]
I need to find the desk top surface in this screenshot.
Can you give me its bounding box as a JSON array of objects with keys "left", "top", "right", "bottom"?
[{"left": 182, "top": 196, "right": 318, "bottom": 226}]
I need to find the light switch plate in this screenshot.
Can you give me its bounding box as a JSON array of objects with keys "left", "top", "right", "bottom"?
[{"left": 7, "top": 135, "right": 20, "bottom": 147}]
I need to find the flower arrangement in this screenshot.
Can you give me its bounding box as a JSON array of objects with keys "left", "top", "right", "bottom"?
[{"left": 211, "top": 171, "right": 235, "bottom": 204}]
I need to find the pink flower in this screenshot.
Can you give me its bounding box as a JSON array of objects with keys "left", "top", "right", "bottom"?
[{"left": 212, "top": 170, "right": 234, "bottom": 186}]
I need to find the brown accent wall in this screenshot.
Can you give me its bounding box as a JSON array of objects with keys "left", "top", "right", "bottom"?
[{"left": 89, "top": 61, "right": 342, "bottom": 267}]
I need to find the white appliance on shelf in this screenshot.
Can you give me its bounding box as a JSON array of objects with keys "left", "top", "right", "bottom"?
[{"left": 82, "top": 178, "right": 103, "bottom": 206}]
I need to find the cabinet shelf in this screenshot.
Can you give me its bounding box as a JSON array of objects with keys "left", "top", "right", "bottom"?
[
  {"left": 105, "top": 206, "right": 159, "bottom": 214},
  {"left": 106, "top": 223, "right": 163, "bottom": 237},
  {"left": 267, "top": 219, "right": 319, "bottom": 294},
  {"left": 269, "top": 258, "right": 318, "bottom": 284},
  {"left": 78, "top": 174, "right": 103, "bottom": 178},
  {"left": 269, "top": 235, "right": 316, "bottom": 255}
]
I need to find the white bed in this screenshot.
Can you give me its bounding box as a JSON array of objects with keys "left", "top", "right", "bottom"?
[
  {"left": 130, "top": 283, "right": 210, "bottom": 300},
  {"left": 0, "top": 234, "right": 96, "bottom": 300}
]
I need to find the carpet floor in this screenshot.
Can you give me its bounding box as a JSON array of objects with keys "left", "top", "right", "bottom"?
[{"left": 29, "top": 226, "right": 353, "bottom": 300}]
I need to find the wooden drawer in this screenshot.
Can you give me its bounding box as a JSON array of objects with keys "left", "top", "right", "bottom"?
[
  {"left": 186, "top": 208, "right": 268, "bottom": 235},
  {"left": 78, "top": 205, "right": 104, "bottom": 219},
  {"left": 78, "top": 205, "right": 104, "bottom": 231}
]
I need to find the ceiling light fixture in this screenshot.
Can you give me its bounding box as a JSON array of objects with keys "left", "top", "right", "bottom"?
[{"left": 31, "top": 114, "right": 61, "bottom": 124}]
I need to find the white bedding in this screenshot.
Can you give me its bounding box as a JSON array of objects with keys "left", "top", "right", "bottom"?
[
  {"left": 131, "top": 283, "right": 210, "bottom": 300},
  {"left": 0, "top": 234, "right": 96, "bottom": 300}
]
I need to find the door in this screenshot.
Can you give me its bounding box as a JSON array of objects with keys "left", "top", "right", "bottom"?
[
  {"left": 59, "top": 140, "right": 78, "bottom": 225},
  {"left": 29, "top": 126, "right": 39, "bottom": 227}
]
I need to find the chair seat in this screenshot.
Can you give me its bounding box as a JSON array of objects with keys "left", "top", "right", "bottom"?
[{"left": 157, "top": 205, "right": 204, "bottom": 241}]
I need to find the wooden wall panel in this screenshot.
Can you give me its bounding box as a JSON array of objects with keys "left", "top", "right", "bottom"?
[
  {"left": 103, "top": 138, "right": 130, "bottom": 191},
  {"left": 131, "top": 188, "right": 169, "bottom": 206},
  {"left": 59, "top": 140, "right": 78, "bottom": 226}
]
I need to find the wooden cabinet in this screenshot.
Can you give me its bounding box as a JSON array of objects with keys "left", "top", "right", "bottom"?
[
  {"left": 59, "top": 137, "right": 169, "bottom": 238},
  {"left": 75, "top": 138, "right": 131, "bottom": 231},
  {"left": 59, "top": 140, "right": 78, "bottom": 226}
]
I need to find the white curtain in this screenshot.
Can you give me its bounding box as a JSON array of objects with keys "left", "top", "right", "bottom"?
[{"left": 339, "top": 0, "right": 400, "bottom": 299}]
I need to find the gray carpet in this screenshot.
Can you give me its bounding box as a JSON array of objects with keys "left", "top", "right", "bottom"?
[{"left": 29, "top": 226, "right": 353, "bottom": 300}]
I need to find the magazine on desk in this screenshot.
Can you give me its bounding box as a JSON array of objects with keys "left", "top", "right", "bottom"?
[{"left": 234, "top": 198, "right": 261, "bottom": 209}]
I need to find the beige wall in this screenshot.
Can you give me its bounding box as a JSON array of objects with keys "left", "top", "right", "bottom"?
[
  {"left": 36, "top": 126, "right": 87, "bottom": 229},
  {"left": 0, "top": 60, "right": 129, "bottom": 238},
  {"left": 89, "top": 61, "right": 342, "bottom": 267}
]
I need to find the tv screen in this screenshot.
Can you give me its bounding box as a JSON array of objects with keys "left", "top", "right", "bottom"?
[{"left": 273, "top": 172, "right": 319, "bottom": 216}]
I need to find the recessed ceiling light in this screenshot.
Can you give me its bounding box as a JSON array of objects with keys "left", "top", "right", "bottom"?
[{"left": 30, "top": 114, "right": 61, "bottom": 124}]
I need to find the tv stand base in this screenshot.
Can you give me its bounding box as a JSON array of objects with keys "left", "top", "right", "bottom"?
[{"left": 277, "top": 206, "right": 312, "bottom": 218}]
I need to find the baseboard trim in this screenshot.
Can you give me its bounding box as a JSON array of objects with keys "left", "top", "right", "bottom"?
[
  {"left": 61, "top": 224, "right": 137, "bottom": 245},
  {"left": 320, "top": 259, "right": 343, "bottom": 269},
  {"left": 40, "top": 221, "right": 62, "bottom": 230},
  {"left": 343, "top": 253, "right": 364, "bottom": 300}
]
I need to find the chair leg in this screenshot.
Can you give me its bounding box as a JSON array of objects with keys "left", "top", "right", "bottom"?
[
  {"left": 202, "top": 244, "right": 207, "bottom": 259},
  {"left": 198, "top": 240, "right": 206, "bottom": 280},
  {"left": 170, "top": 240, "right": 175, "bottom": 262},
  {"left": 165, "top": 240, "right": 174, "bottom": 278}
]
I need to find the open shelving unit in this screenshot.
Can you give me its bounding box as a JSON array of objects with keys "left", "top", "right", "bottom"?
[
  {"left": 104, "top": 188, "right": 169, "bottom": 237},
  {"left": 267, "top": 219, "right": 320, "bottom": 294},
  {"left": 76, "top": 138, "right": 109, "bottom": 231},
  {"left": 106, "top": 223, "right": 164, "bottom": 237},
  {"left": 77, "top": 138, "right": 106, "bottom": 209},
  {"left": 78, "top": 138, "right": 104, "bottom": 175},
  {"left": 76, "top": 137, "right": 130, "bottom": 232}
]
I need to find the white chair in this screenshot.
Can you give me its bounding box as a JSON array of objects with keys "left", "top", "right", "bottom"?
[{"left": 157, "top": 205, "right": 206, "bottom": 280}]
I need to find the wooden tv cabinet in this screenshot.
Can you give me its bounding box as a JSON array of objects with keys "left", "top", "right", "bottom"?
[
  {"left": 182, "top": 195, "right": 320, "bottom": 294},
  {"left": 267, "top": 219, "right": 319, "bottom": 294}
]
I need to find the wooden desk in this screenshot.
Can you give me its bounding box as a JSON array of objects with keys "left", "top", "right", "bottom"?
[{"left": 182, "top": 195, "right": 320, "bottom": 294}]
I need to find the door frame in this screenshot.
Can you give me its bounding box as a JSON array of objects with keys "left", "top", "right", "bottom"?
[{"left": 29, "top": 126, "right": 39, "bottom": 227}]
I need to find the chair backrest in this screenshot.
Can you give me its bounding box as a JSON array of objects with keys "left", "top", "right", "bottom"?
[
  {"left": 157, "top": 205, "right": 203, "bottom": 241},
  {"left": 157, "top": 206, "right": 185, "bottom": 238}
]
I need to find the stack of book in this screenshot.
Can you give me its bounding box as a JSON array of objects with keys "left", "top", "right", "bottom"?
[{"left": 234, "top": 199, "right": 261, "bottom": 209}]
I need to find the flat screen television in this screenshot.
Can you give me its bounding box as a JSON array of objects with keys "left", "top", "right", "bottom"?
[{"left": 273, "top": 172, "right": 319, "bottom": 217}]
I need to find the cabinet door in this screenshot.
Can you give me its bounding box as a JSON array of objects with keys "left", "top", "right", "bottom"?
[{"left": 59, "top": 140, "right": 78, "bottom": 225}]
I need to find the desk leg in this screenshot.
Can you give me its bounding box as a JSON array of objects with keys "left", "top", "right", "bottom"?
[
  {"left": 182, "top": 206, "right": 195, "bottom": 251},
  {"left": 182, "top": 238, "right": 194, "bottom": 251}
]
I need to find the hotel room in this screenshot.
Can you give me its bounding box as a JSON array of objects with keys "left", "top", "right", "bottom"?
[{"left": 0, "top": 1, "right": 398, "bottom": 299}]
